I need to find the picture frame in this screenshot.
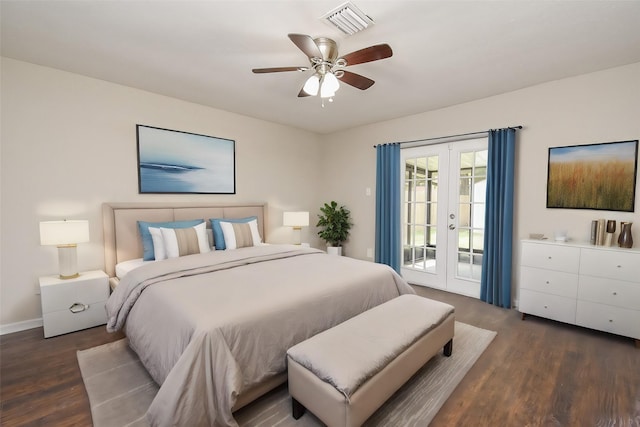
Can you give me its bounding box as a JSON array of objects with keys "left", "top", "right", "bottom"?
[
  {"left": 546, "top": 139, "right": 638, "bottom": 212},
  {"left": 136, "top": 124, "right": 236, "bottom": 194}
]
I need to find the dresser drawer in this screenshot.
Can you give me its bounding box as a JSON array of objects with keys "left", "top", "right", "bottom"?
[
  {"left": 576, "top": 300, "right": 640, "bottom": 340},
  {"left": 578, "top": 275, "right": 640, "bottom": 310},
  {"left": 518, "top": 289, "right": 577, "bottom": 324},
  {"left": 520, "top": 266, "right": 578, "bottom": 298},
  {"left": 42, "top": 300, "right": 107, "bottom": 338},
  {"left": 579, "top": 248, "right": 640, "bottom": 283},
  {"left": 521, "top": 242, "right": 580, "bottom": 273}
]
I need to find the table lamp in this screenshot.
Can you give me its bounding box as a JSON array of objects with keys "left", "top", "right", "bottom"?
[
  {"left": 40, "top": 219, "right": 90, "bottom": 279},
  {"left": 283, "top": 212, "right": 309, "bottom": 245}
]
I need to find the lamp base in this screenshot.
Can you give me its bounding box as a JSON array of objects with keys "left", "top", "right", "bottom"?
[
  {"left": 292, "top": 227, "right": 302, "bottom": 245},
  {"left": 57, "top": 244, "right": 79, "bottom": 280}
]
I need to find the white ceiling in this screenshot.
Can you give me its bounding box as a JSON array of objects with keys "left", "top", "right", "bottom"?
[{"left": 2, "top": 0, "right": 640, "bottom": 134}]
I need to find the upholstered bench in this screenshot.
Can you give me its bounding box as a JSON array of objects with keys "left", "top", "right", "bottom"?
[{"left": 286, "top": 294, "right": 455, "bottom": 427}]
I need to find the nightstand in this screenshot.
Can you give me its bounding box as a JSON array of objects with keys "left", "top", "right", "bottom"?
[{"left": 39, "top": 270, "right": 109, "bottom": 338}]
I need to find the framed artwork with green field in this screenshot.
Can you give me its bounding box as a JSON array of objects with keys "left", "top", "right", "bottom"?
[{"left": 546, "top": 140, "right": 638, "bottom": 212}]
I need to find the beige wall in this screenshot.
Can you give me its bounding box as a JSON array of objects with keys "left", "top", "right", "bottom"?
[
  {"left": 0, "top": 58, "right": 322, "bottom": 328},
  {"left": 319, "top": 62, "right": 640, "bottom": 304},
  {"left": 2, "top": 58, "right": 639, "bottom": 329}
]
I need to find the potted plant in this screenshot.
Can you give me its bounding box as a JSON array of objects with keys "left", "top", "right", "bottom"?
[{"left": 316, "top": 201, "right": 352, "bottom": 255}]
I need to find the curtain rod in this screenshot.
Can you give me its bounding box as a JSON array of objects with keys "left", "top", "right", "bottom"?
[{"left": 372, "top": 126, "right": 523, "bottom": 148}]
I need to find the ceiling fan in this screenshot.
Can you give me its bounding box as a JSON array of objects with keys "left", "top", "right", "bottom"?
[{"left": 252, "top": 34, "right": 392, "bottom": 103}]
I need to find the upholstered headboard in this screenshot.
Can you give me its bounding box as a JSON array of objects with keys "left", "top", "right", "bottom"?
[{"left": 102, "top": 202, "right": 267, "bottom": 277}]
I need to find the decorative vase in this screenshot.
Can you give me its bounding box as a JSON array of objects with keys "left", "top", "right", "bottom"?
[
  {"left": 618, "top": 222, "right": 633, "bottom": 248},
  {"left": 605, "top": 220, "right": 616, "bottom": 246}
]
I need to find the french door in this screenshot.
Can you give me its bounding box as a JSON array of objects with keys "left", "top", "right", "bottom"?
[{"left": 401, "top": 138, "right": 488, "bottom": 298}]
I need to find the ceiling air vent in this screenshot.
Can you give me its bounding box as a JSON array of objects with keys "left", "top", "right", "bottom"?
[{"left": 322, "top": 1, "right": 374, "bottom": 35}]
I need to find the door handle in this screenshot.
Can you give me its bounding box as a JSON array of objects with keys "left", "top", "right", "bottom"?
[{"left": 449, "top": 224, "right": 456, "bottom": 230}]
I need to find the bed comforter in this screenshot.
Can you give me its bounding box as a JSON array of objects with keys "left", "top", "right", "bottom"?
[{"left": 106, "top": 244, "right": 414, "bottom": 427}]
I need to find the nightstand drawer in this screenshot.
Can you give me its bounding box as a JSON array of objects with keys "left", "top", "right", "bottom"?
[
  {"left": 521, "top": 242, "right": 580, "bottom": 273},
  {"left": 40, "top": 271, "right": 109, "bottom": 313},
  {"left": 518, "top": 289, "right": 577, "bottom": 324},
  {"left": 520, "top": 266, "right": 578, "bottom": 298},
  {"left": 576, "top": 301, "right": 640, "bottom": 340},
  {"left": 42, "top": 300, "right": 107, "bottom": 338}
]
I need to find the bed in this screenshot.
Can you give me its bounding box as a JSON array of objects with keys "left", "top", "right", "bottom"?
[{"left": 102, "top": 202, "right": 415, "bottom": 427}]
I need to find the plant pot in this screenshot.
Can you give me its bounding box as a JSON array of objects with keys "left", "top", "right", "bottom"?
[{"left": 326, "top": 246, "right": 342, "bottom": 256}]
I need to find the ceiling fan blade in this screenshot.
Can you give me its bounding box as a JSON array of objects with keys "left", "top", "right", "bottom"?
[
  {"left": 252, "top": 66, "right": 308, "bottom": 73},
  {"left": 288, "top": 33, "right": 322, "bottom": 59},
  {"left": 297, "top": 87, "right": 312, "bottom": 97},
  {"left": 338, "top": 71, "right": 375, "bottom": 90},
  {"left": 340, "top": 44, "right": 393, "bottom": 66}
]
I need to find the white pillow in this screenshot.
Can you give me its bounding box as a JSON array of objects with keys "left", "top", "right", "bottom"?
[
  {"left": 148, "top": 227, "right": 167, "bottom": 260},
  {"left": 160, "top": 222, "right": 211, "bottom": 258},
  {"left": 219, "top": 219, "right": 262, "bottom": 250}
]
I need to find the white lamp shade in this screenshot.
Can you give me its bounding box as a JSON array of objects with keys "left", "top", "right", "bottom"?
[
  {"left": 320, "top": 72, "right": 340, "bottom": 98},
  {"left": 283, "top": 212, "right": 309, "bottom": 228},
  {"left": 303, "top": 74, "right": 320, "bottom": 96},
  {"left": 40, "top": 220, "right": 90, "bottom": 246},
  {"left": 323, "top": 72, "right": 340, "bottom": 92}
]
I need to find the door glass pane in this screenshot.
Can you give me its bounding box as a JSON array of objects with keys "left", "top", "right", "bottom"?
[
  {"left": 426, "top": 225, "right": 436, "bottom": 246},
  {"left": 456, "top": 252, "right": 471, "bottom": 279},
  {"left": 415, "top": 158, "right": 427, "bottom": 180},
  {"left": 405, "top": 158, "right": 416, "bottom": 179},
  {"left": 458, "top": 203, "right": 471, "bottom": 227},
  {"left": 415, "top": 180, "right": 426, "bottom": 202},
  {"left": 458, "top": 228, "right": 470, "bottom": 251},
  {"left": 428, "top": 156, "right": 439, "bottom": 173},
  {"left": 472, "top": 254, "right": 483, "bottom": 281},
  {"left": 425, "top": 248, "right": 436, "bottom": 273},
  {"left": 472, "top": 230, "right": 484, "bottom": 253},
  {"left": 455, "top": 148, "right": 487, "bottom": 283},
  {"left": 403, "top": 155, "right": 438, "bottom": 272},
  {"left": 475, "top": 150, "right": 487, "bottom": 168},
  {"left": 459, "top": 178, "right": 471, "bottom": 198},
  {"left": 429, "top": 202, "right": 437, "bottom": 226}
]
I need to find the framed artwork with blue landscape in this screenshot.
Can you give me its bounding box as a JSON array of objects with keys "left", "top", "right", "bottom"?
[{"left": 137, "top": 125, "right": 236, "bottom": 194}]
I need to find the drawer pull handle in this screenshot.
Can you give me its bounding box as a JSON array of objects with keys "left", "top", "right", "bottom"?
[
  {"left": 617, "top": 265, "right": 622, "bottom": 268},
  {"left": 546, "top": 281, "right": 550, "bottom": 284},
  {"left": 547, "top": 256, "right": 552, "bottom": 260},
  {"left": 609, "top": 319, "right": 613, "bottom": 323},
  {"left": 544, "top": 305, "right": 548, "bottom": 309},
  {"left": 69, "top": 303, "right": 89, "bottom": 314},
  {"left": 613, "top": 292, "right": 617, "bottom": 296}
]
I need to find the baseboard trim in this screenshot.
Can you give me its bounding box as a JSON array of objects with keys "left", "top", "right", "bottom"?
[{"left": 0, "top": 318, "right": 43, "bottom": 335}]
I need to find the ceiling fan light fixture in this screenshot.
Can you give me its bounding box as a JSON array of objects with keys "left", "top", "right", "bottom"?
[
  {"left": 322, "top": 1, "right": 374, "bottom": 35},
  {"left": 303, "top": 74, "right": 320, "bottom": 96},
  {"left": 320, "top": 85, "right": 336, "bottom": 99},
  {"left": 322, "top": 72, "right": 340, "bottom": 93}
]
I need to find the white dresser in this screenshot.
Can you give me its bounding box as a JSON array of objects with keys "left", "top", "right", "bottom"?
[
  {"left": 39, "top": 270, "right": 109, "bottom": 338},
  {"left": 519, "top": 239, "right": 640, "bottom": 344}
]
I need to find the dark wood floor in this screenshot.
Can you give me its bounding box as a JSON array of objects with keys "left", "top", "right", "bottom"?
[{"left": 1, "top": 286, "right": 638, "bottom": 426}]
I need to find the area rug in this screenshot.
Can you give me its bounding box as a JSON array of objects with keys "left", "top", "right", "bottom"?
[{"left": 77, "top": 321, "right": 496, "bottom": 427}]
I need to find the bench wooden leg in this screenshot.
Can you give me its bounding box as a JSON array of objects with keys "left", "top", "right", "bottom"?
[
  {"left": 292, "top": 397, "right": 306, "bottom": 419},
  {"left": 443, "top": 339, "right": 453, "bottom": 357}
]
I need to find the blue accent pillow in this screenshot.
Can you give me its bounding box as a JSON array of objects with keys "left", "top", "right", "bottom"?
[
  {"left": 210, "top": 216, "right": 258, "bottom": 250},
  {"left": 137, "top": 219, "right": 204, "bottom": 260}
]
